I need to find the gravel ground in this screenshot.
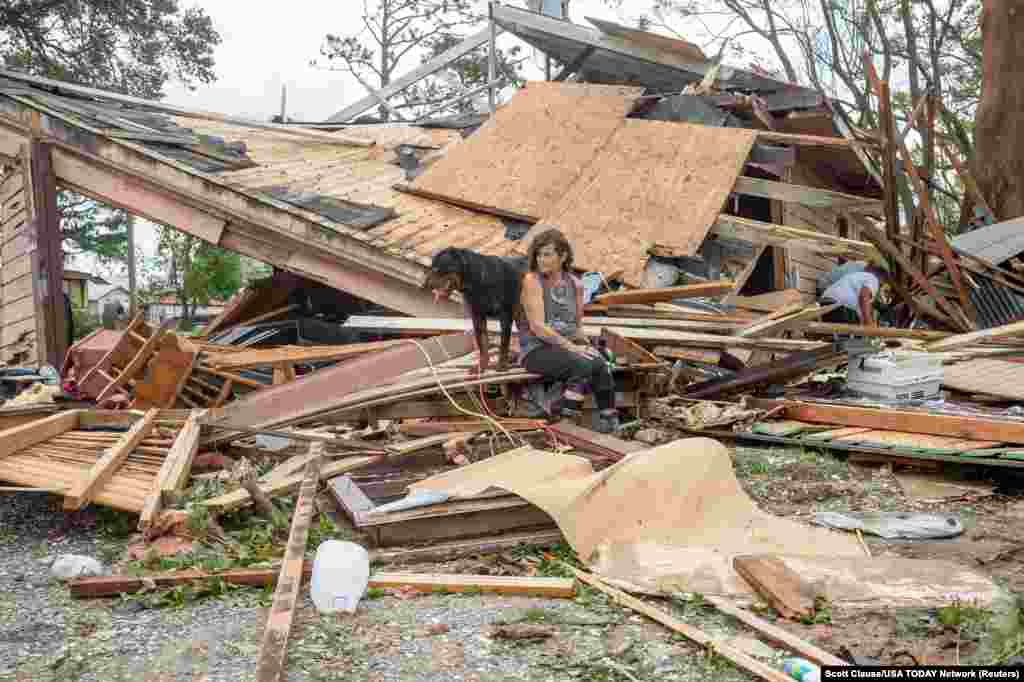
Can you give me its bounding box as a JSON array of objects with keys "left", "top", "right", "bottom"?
[
  {"left": 0, "top": 491, "right": 761, "bottom": 682},
  {"left": 3, "top": 441, "right": 1020, "bottom": 680}
]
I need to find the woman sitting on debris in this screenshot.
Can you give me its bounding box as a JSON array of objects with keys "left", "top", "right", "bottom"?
[{"left": 517, "top": 228, "right": 619, "bottom": 433}]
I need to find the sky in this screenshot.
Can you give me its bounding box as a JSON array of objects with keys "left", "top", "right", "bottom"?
[{"left": 69, "top": 0, "right": 663, "bottom": 290}]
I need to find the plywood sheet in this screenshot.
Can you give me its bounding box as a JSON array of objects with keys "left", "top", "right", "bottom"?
[
  {"left": 410, "top": 81, "right": 643, "bottom": 221},
  {"left": 411, "top": 439, "right": 863, "bottom": 598},
  {"left": 528, "top": 120, "right": 757, "bottom": 285},
  {"left": 943, "top": 360, "right": 1024, "bottom": 401}
]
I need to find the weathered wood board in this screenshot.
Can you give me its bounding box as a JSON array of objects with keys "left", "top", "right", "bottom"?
[
  {"left": 942, "top": 359, "right": 1024, "bottom": 402},
  {"left": 410, "top": 82, "right": 643, "bottom": 221}
]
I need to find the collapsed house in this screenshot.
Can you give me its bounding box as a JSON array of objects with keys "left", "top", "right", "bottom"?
[{"left": 0, "top": 2, "right": 886, "bottom": 372}]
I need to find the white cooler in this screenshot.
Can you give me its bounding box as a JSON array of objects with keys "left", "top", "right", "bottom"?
[{"left": 846, "top": 351, "right": 943, "bottom": 402}]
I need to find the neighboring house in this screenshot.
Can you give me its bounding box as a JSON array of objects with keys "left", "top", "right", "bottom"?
[
  {"left": 88, "top": 285, "right": 131, "bottom": 318},
  {"left": 145, "top": 292, "right": 226, "bottom": 325},
  {"left": 63, "top": 270, "right": 109, "bottom": 309}
]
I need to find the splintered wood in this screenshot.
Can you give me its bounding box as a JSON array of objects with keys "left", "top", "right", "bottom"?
[
  {"left": 0, "top": 409, "right": 200, "bottom": 515},
  {"left": 256, "top": 451, "right": 322, "bottom": 682},
  {"left": 410, "top": 82, "right": 643, "bottom": 221},
  {"left": 530, "top": 120, "right": 757, "bottom": 285}
]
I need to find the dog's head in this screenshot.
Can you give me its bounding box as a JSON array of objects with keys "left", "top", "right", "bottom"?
[{"left": 424, "top": 247, "right": 468, "bottom": 304}]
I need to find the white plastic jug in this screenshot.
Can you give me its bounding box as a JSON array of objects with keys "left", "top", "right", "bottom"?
[{"left": 309, "top": 540, "right": 370, "bottom": 614}]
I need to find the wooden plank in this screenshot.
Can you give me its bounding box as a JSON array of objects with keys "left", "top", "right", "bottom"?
[
  {"left": 547, "top": 420, "right": 646, "bottom": 462},
  {"left": 397, "top": 420, "right": 544, "bottom": 436},
  {"left": 733, "top": 176, "right": 882, "bottom": 211},
  {"left": 755, "top": 129, "right": 873, "bottom": 149},
  {"left": 63, "top": 408, "right": 158, "bottom": 510},
  {"left": 942, "top": 360, "right": 1024, "bottom": 401},
  {"left": 833, "top": 429, "right": 1001, "bottom": 452},
  {"left": 802, "top": 322, "right": 948, "bottom": 341},
  {"left": 365, "top": 573, "right": 574, "bottom": 598},
  {"left": 206, "top": 340, "right": 403, "bottom": 370},
  {"left": 202, "top": 334, "right": 475, "bottom": 433},
  {"left": 721, "top": 245, "right": 767, "bottom": 305},
  {"left": 594, "top": 282, "right": 734, "bottom": 306},
  {"left": 750, "top": 399, "right": 1024, "bottom": 445},
  {"left": 535, "top": 120, "right": 757, "bottom": 285},
  {"left": 326, "top": 27, "right": 499, "bottom": 122},
  {"left": 733, "top": 290, "right": 804, "bottom": 313},
  {"left": 652, "top": 346, "right": 722, "bottom": 364},
  {"left": 712, "top": 214, "right": 879, "bottom": 260},
  {"left": 704, "top": 595, "right": 850, "bottom": 668},
  {"left": 410, "top": 82, "right": 642, "bottom": 222},
  {"left": 568, "top": 566, "right": 794, "bottom": 682},
  {"left": 733, "top": 555, "right": 816, "bottom": 620},
  {"left": 926, "top": 319, "right": 1024, "bottom": 353},
  {"left": 736, "top": 304, "right": 839, "bottom": 338},
  {"left": 0, "top": 410, "right": 80, "bottom": 460},
  {"left": 202, "top": 455, "right": 382, "bottom": 513},
  {"left": 256, "top": 452, "right": 321, "bottom": 682},
  {"left": 162, "top": 412, "right": 202, "bottom": 494}
]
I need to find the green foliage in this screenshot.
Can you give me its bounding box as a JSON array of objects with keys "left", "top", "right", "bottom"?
[
  {"left": 0, "top": 0, "right": 220, "bottom": 99},
  {"left": 317, "top": 0, "right": 525, "bottom": 119},
  {"left": 70, "top": 307, "right": 101, "bottom": 342},
  {"left": 156, "top": 228, "right": 242, "bottom": 326}
]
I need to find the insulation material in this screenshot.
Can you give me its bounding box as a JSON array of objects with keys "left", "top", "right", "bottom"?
[
  {"left": 410, "top": 82, "right": 644, "bottom": 221},
  {"left": 524, "top": 120, "right": 757, "bottom": 285},
  {"left": 410, "top": 439, "right": 863, "bottom": 597}
]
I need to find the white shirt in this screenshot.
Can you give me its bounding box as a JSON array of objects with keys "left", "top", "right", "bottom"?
[{"left": 822, "top": 271, "right": 880, "bottom": 313}]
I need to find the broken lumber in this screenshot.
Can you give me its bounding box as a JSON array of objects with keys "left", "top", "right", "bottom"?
[
  {"left": 925, "top": 319, "right": 1024, "bottom": 353},
  {"left": 703, "top": 595, "right": 849, "bottom": 668},
  {"left": 684, "top": 345, "right": 842, "bottom": 400},
  {"left": 397, "top": 419, "right": 545, "bottom": 436},
  {"left": 70, "top": 567, "right": 575, "bottom": 599},
  {"left": 256, "top": 451, "right": 321, "bottom": 682},
  {"left": 593, "top": 282, "right": 734, "bottom": 306},
  {"left": 205, "top": 341, "right": 405, "bottom": 370},
  {"left": 732, "top": 290, "right": 804, "bottom": 313},
  {"left": 547, "top": 420, "right": 645, "bottom": 462},
  {"left": 749, "top": 399, "right": 1024, "bottom": 445},
  {"left": 732, "top": 555, "right": 817, "bottom": 621},
  {"left": 63, "top": 408, "right": 158, "bottom": 511},
  {"left": 201, "top": 455, "right": 384, "bottom": 513},
  {"left": 567, "top": 566, "right": 794, "bottom": 682},
  {"left": 736, "top": 304, "right": 839, "bottom": 338},
  {"left": 201, "top": 334, "right": 475, "bottom": 433}
]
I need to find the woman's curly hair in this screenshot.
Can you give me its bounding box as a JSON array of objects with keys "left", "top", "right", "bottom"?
[{"left": 526, "top": 228, "right": 574, "bottom": 273}]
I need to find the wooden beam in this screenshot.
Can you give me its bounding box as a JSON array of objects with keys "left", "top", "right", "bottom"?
[
  {"left": 366, "top": 573, "right": 575, "bottom": 598},
  {"left": 0, "top": 410, "right": 80, "bottom": 460},
  {"left": 749, "top": 399, "right": 1024, "bottom": 445},
  {"left": 568, "top": 566, "right": 794, "bottom": 682},
  {"left": 162, "top": 411, "right": 202, "bottom": 495},
  {"left": 712, "top": 214, "right": 880, "bottom": 259},
  {"left": 721, "top": 245, "right": 767, "bottom": 304},
  {"left": 733, "top": 176, "right": 882, "bottom": 212},
  {"left": 732, "top": 555, "right": 816, "bottom": 620},
  {"left": 593, "top": 282, "right": 734, "bottom": 305},
  {"left": 925, "top": 319, "right": 1024, "bottom": 353},
  {"left": 0, "top": 69, "right": 372, "bottom": 147},
  {"left": 802, "top": 322, "right": 948, "bottom": 341},
  {"left": 547, "top": 420, "right": 645, "bottom": 462},
  {"left": 755, "top": 130, "right": 874, "bottom": 149},
  {"left": 63, "top": 408, "right": 158, "bottom": 510},
  {"left": 29, "top": 140, "right": 67, "bottom": 368},
  {"left": 256, "top": 452, "right": 321, "bottom": 682},
  {"left": 326, "top": 27, "right": 499, "bottom": 122}
]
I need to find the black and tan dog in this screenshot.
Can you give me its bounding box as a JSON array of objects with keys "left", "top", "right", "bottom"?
[{"left": 424, "top": 247, "right": 527, "bottom": 372}]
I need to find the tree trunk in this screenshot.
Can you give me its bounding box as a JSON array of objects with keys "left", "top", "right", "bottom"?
[{"left": 973, "top": 0, "right": 1024, "bottom": 222}]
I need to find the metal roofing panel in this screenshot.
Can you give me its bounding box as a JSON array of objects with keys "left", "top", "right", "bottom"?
[{"left": 952, "top": 216, "right": 1024, "bottom": 265}]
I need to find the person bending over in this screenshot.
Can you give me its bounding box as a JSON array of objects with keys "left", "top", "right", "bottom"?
[{"left": 517, "top": 229, "right": 619, "bottom": 433}]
